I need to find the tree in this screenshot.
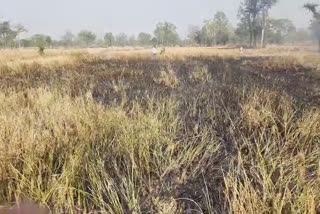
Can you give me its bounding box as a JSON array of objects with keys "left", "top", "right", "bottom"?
[
  {"left": 20, "top": 39, "right": 32, "bottom": 47},
  {"left": 266, "top": 18, "right": 296, "bottom": 44},
  {"left": 236, "top": 4, "right": 253, "bottom": 45},
  {"left": 51, "top": 39, "right": 61, "bottom": 47},
  {"left": 260, "top": 0, "right": 278, "bottom": 47},
  {"left": 137, "top": 32, "right": 152, "bottom": 46},
  {"left": 201, "top": 20, "right": 217, "bottom": 46},
  {"left": 238, "top": 0, "right": 259, "bottom": 47},
  {"left": 304, "top": 3, "right": 320, "bottom": 20},
  {"left": 187, "top": 12, "right": 232, "bottom": 46},
  {"left": 0, "top": 21, "right": 17, "bottom": 48},
  {"left": 213, "top": 11, "right": 232, "bottom": 45},
  {"left": 115, "top": 33, "right": 128, "bottom": 46},
  {"left": 0, "top": 21, "right": 27, "bottom": 48},
  {"left": 154, "top": 22, "right": 180, "bottom": 46},
  {"left": 31, "top": 34, "right": 52, "bottom": 54},
  {"left": 78, "top": 30, "right": 96, "bottom": 47},
  {"left": 286, "top": 28, "right": 312, "bottom": 43},
  {"left": 310, "top": 20, "right": 320, "bottom": 49},
  {"left": 14, "top": 24, "right": 26, "bottom": 35},
  {"left": 61, "top": 31, "right": 74, "bottom": 47},
  {"left": 128, "top": 35, "right": 137, "bottom": 46},
  {"left": 104, "top": 32, "right": 114, "bottom": 47},
  {"left": 95, "top": 39, "right": 105, "bottom": 47},
  {"left": 31, "top": 34, "right": 52, "bottom": 48},
  {"left": 187, "top": 25, "right": 202, "bottom": 45},
  {"left": 14, "top": 24, "right": 27, "bottom": 48},
  {"left": 45, "top": 36, "right": 52, "bottom": 47},
  {"left": 151, "top": 37, "right": 157, "bottom": 46},
  {"left": 235, "top": 22, "right": 249, "bottom": 44},
  {"left": 304, "top": 3, "right": 320, "bottom": 52},
  {"left": 238, "top": 0, "right": 277, "bottom": 48}
]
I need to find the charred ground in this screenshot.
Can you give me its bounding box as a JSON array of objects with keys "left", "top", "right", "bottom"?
[{"left": 0, "top": 55, "right": 319, "bottom": 213}]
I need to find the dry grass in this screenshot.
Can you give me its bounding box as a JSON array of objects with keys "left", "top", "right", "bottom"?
[
  {"left": 190, "top": 65, "right": 211, "bottom": 82},
  {"left": 0, "top": 45, "right": 319, "bottom": 213},
  {"left": 0, "top": 88, "right": 220, "bottom": 213},
  {"left": 90, "top": 44, "right": 319, "bottom": 63},
  {"left": 0, "top": 49, "right": 88, "bottom": 74},
  {"left": 153, "top": 65, "right": 179, "bottom": 89},
  {"left": 225, "top": 90, "right": 320, "bottom": 214},
  {"left": 1, "top": 44, "right": 319, "bottom": 67}
]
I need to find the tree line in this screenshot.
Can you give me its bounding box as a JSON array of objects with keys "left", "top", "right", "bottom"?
[
  {"left": 0, "top": 0, "right": 319, "bottom": 51},
  {"left": 0, "top": 21, "right": 180, "bottom": 49}
]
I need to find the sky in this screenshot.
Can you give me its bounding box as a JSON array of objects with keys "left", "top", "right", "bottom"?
[{"left": 0, "top": 0, "right": 318, "bottom": 39}]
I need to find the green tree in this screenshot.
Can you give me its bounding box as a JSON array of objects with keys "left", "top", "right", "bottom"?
[
  {"left": 266, "top": 18, "right": 296, "bottom": 44},
  {"left": 304, "top": 3, "right": 320, "bottom": 20},
  {"left": 238, "top": 0, "right": 259, "bottom": 47},
  {"left": 95, "top": 39, "right": 105, "bottom": 47},
  {"left": 214, "top": 11, "right": 232, "bottom": 45},
  {"left": 104, "top": 32, "right": 114, "bottom": 47},
  {"left": 187, "top": 25, "right": 202, "bottom": 45},
  {"left": 201, "top": 20, "right": 217, "bottom": 46},
  {"left": 128, "top": 35, "right": 137, "bottom": 46},
  {"left": 235, "top": 19, "right": 250, "bottom": 44},
  {"left": 115, "top": 33, "right": 128, "bottom": 46},
  {"left": 78, "top": 30, "right": 96, "bottom": 47},
  {"left": 31, "top": 34, "right": 51, "bottom": 54},
  {"left": 260, "top": 0, "right": 278, "bottom": 47},
  {"left": 154, "top": 22, "right": 180, "bottom": 46},
  {"left": 137, "top": 32, "right": 152, "bottom": 46},
  {"left": 236, "top": 4, "right": 253, "bottom": 45},
  {"left": 196, "top": 12, "right": 233, "bottom": 46},
  {"left": 304, "top": 3, "right": 320, "bottom": 52},
  {"left": 238, "top": 0, "right": 277, "bottom": 48},
  {"left": 0, "top": 20, "right": 26, "bottom": 48},
  {"left": 14, "top": 24, "right": 27, "bottom": 48},
  {"left": 20, "top": 39, "right": 32, "bottom": 47},
  {"left": 14, "top": 24, "right": 26, "bottom": 36},
  {"left": 61, "top": 31, "right": 74, "bottom": 47},
  {"left": 310, "top": 20, "right": 320, "bottom": 51},
  {"left": 0, "top": 21, "right": 17, "bottom": 48},
  {"left": 151, "top": 37, "right": 157, "bottom": 46},
  {"left": 31, "top": 34, "right": 51, "bottom": 48},
  {"left": 286, "top": 28, "right": 312, "bottom": 43},
  {"left": 45, "top": 36, "right": 52, "bottom": 47}
]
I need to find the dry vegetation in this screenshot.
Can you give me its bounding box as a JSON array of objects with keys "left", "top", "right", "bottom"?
[{"left": 0, "top": 45, "right": 319, "bottom": 213}]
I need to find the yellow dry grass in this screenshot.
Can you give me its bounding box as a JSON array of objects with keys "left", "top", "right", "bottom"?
[
  {"left": 0, "top": 48, "right": 88, "bottom": 72},
  {"left": 0, "top": 44, "right": 319, "bottom": 68}
]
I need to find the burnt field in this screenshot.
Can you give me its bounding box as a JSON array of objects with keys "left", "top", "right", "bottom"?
[
  {"left": 1, "top": 56, "right": 319, "bottom": 105},
  {"left": 0, "top": 54, "right": 319, "bottom": 213}
]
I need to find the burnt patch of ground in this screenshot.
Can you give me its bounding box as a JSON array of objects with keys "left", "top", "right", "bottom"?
[
  {"left": 0, "top": 56, "right": 318, "bottom": 106},
  {"left": 0, "top": 55, "right": 319, "bottom": 213}
]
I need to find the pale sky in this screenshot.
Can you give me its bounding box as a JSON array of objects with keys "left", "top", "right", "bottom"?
[{"left": 0, "top": 0, "right": 318, "bottom": 39}]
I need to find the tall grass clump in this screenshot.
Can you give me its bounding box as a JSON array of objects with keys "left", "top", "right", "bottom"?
[
  {"left": 223, "top": 90, "right": 320, "bottom": 214},
  {"left": 0, "top": 88, "right": 220, "bottom": 213},
  {"left": 190, "top": 65, "right": 211, "bottom": 83},
  {"left": 153, "top": 65, "right": 179, "bottom": 89}
]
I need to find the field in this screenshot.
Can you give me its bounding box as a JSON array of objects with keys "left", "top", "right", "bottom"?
[{"left": 0, "top": 46, "right": 319, "bottom": 213}]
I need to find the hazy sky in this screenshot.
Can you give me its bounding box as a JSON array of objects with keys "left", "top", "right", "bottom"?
[{"left": 0, "top": 0, "right": 318, "bottom": 39}]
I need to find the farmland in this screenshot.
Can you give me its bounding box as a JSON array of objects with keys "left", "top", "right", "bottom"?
[{"left": 0, "top": 46, "right": 319, "bottom": 213}]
